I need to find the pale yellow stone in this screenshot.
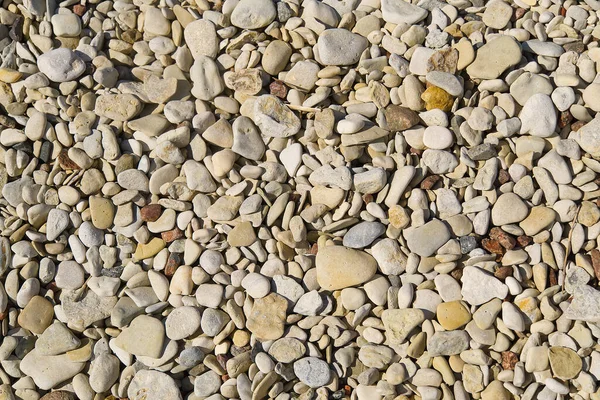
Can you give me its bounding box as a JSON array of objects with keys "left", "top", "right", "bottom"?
[
  {"left": 316, "top": 246, "right": 377, "bottom": 290},
  {"left": 133, "top": 238, "right": 165, "bottom": 260},
  {"left": 227, "top": 221, "right": 257, "bottom": 247},
  {"left": 0, "top": 68, "right": 22, "bottom": 83},
  {"left": 437, "top": 301, "right": 471, "bottom": 330},
  {"left": 89, "top": 196, "right": 115, "bottom": 229}
]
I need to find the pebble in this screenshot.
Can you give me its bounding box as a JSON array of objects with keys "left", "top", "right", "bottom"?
[
  {"left": 317, "top": 29, "right": 368, "bottom": 66},
  {"left": 37, "top": 48, "right": 85, "bottom": 83},
  {"left": 316, "top": 246, "right": 377, "bottom": 290},
  {"left": 293, "top": 357, "right": 332, "bottom": 388}
]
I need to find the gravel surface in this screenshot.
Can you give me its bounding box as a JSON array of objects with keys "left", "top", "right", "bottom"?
[{"left": 1, "top": 0, "right": 600, "bottom": 399}]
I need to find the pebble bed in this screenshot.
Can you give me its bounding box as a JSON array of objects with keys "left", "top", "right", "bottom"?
[{"left": 2, "top": 0, "right": 600, "bottom": 399}]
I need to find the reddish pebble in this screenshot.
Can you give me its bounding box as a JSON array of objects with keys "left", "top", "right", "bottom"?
[{"left": 141, "top": 204, "right": 162, "bottom": 222}]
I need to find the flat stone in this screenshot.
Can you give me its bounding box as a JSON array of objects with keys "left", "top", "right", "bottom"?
[
  {"left": 482, "top": 0, "right": 513, "bottom": 29},
  {"left": 20, "top": 349, "right": 86, "bottom": 390},
  {"left": 294, "top": 357, "right": 332, "bottom": 388},
  {"left": 427, "top": 331, "right": 470, "bottom": 356},
  {"left": 114, "top": 315, "right": 165, "bottom": 358},
  {"left": 18, "top": 295, "right": 54, "bottom": 334},
  {"left": 37, "top": 48, "right": 85, "bottom": 82},
  {"left": 268, "top": 338, "right": 306, "bottom": 363},
  {"left": 342, "top": 221, "right": 385, "bottom": 249},
  {"left": 165, "top": 306, "right": 201, "bottom": 340},
  {"left": 466, "top": 36, "right": 521, "bottom": 79},
  {"left": 565, "top": 285, "right": 600, "bottom": 322},
  {"left": 492, "top": 193, "right": 529, "bottom": 226},
  {"left": 316, "top": 29, "right": 368, "bottom": 66},
  {"left": 316, "top": 246, "right": 377, "bottom": 290},
  {"left": 406, "top": 219, "right": 451, "bottom": 257},
  {"left": 230, "top": 0, "right": 276, "bottom": 29},
  {"left": 227, "top": 221, "right": 257, "bottom": 247},
  {"left": 247, "top": 293, "right": 287, "bottom": 340},
  {"left": 384, "top": 105, "right": 420, "bottom": 131},
  {"left": 461, "top": 266, "right": 509, "bottom": 305},
  {"left": 437, "top": 301, "right": 471, "bottom": 330},
  {"left": 252, "top": 95, "right": 300, "bottom": 138},
  {"left": 548, "top": 347, "right": 582, "bottom": 379},
  {"left": 128, "top": 370, "right": 182, "bottom": 400},
  {"left": 381, "top": 0, "right": 427, "bottom": 25},
  {"left": 519, "top": 206, "right": 556, "bottom": 236},
  {"left": 184, "top": 20, "right": 219, "bottom": 59},
  {"left": 95, "top": 94, "right": 143, "bottom": 122}
]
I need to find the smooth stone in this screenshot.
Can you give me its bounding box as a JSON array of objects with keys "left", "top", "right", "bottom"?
[
  {"left": 381, "top": 0, "right": 427, "bottom": 24},
  {"left": 20, "top": 349, "right": 86, "bottom": 390},
  {"left": 268, "top": 338, "right": 306, "bottom": 363},
  {"left": 519, "top": 94, "right": 557, "bottom": 137},
  {"left": 577, "top": 116, "right": 600, "bottom": 157},
  {"left": 316, "top": 29, "right": 368, "bottom": 66},
  {"left": 406, "top": 219, "right": 451, "bottom": 257},
  {"left": 114, "top": 315, "right": 165, "bottom": 358},
  {"left": 95, "top": 94, "right": 143, "bottom": 122},
  {"left": 230, "top": 0, "right": 276, "bottom": 29},
  {"left": 371, "top": 238, "right": 407, "bottom": 275},
  {"left": 491, "top": 193, "right": 529, "bottom": 225},
  {"left": 519, "top": 206, "right": 556, "bottom": 236},
  {"left": 190, "top": 56, "right": 225, "bottom": 101},
  {"left": 293, "top": 357, "right": 332, "bottom": 388},
  {"left": 342, "top": 221, "right": 385, "bottom": 249},
  {"left": 37, "top": 48, "right": 85, "bottom": 82},
  {"left": 18, "top": 295, "right": 54, "bottom": 334},
  {"left": 165, "top": 306, "right": 201, "bottom": 340},
  {"left": 316, "top": 246, "right": 377, "bottom": 290},
  {"left": 466, "top": 36, "right": 521, "bottom": 79},
  {"left": 427, "top": 331, "right": 470, "bottom": 356},
  {"left": 128, "top": 370, "right": 182, "bottom": 400},
  {"left": 548, "top": 347, "right": 582, "bottom": 379},
  {"left": 184, "top": 20, "right": 218, "bottom": 59}
]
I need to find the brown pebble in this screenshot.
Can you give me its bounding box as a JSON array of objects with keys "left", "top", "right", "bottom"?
[
  {"left": 516, "top": 235, "right": 533, "bottom": 247},
  {"left": 501, "top": 351, "right": 518, "bottom": 370},
  {"left": 591, "top": 249, "right": 600, "bottom": 281},
  {"left": 489, "top": 228, "right": 516, "bottom": 250},
  {"left": 141, "top": 204, "right": 162, "bottom": 222},
  {"left": 58, "top": 150, "right": 80, "bottom": 170},
  {"left": 450, "top": 268, "right": 462, "bottom": 281},
  {"left": 362, "top": 194, "right": 373, "bottom": 204},
  {"left": 73, "top": 4, "right": 86, "bottom": 15},
  {"left": 420, "top": 175, "right": 441, "bottom": 190},
  {"left": 270, "top": 80, "right": 287, "bottom": 99},
  {"left": 497, "top": 170, "right": 510, "bottom": 185},
  {"left": 40, "top": 392, "right": 77, "bottom": 400},
  {"left": 482, "top": 238, "right": 504, "bottom": 256},
  {"left": 571, "top": 120, "right": 585, "bottom": 132},
  {"left": 548, "top": 267, "right": 558, "bottom": 287},
  {"left": 161, "top": 228, "right": 183, "bottom": 242},
  {"left": 494, "top": 265, "right": 513, "bottom": 280},
  {"left": 558, "top": 110, "right": 573, "bottom": 128},
  {"left": 164, "top": 253, "right": 182, "bottom": 277}
]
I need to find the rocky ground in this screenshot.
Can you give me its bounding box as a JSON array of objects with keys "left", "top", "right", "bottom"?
[{"left": 1, "top": 0, "right": 600, "bottom": 399}]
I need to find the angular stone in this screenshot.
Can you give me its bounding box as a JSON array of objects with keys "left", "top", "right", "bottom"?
[{"left": 381, "top": 309, "right": 425, "bottom": 345}]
